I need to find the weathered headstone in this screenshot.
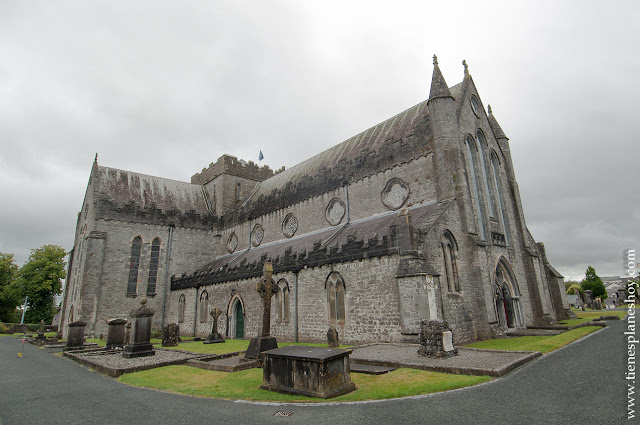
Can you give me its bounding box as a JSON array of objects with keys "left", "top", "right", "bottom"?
[
  {"left": 417, "top": 320, "right": 458, "bottom": 358},
  {"left": 617, "top": 289, "right": 627, "bottom": 307},
  {"left": 35, "top": 319, "right": 46, "bottom": 340},
  {"left": 204, "top": 307, "right": 225, "bottom": 344},
  {"left": 106, "top": 318, "right": 127, "bottom": 349},
  {"left": 583, "top": 290, "right": 594, "bottom": 309},
  {"left": 162, "top": 323, "right": 180, "bottom": 347},
  {"left": 65, "top": 321, "right": 87, "bottom": 351},
  {"left": 327, "top": 325, "right": 339, "bottom": 348},
  {"left": 594, "top": 297, "right": 603, "bottom": 310},
  {"left": 123, "top": 296, "right": 155, "bottom": 359},
  {"left": 245, "top": 262, "right": 278, "bottom": 359},
  {"left": 124, "top": 321, "right": 131, "bottom": 345}
]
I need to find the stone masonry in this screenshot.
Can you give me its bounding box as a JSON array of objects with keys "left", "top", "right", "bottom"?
[{"left": 60, "top": 57, "right": 569, "bottom": 346}]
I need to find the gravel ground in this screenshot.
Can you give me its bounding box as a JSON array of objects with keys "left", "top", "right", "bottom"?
[
  {"left": 68, "top": 348, "right": 200, "bottom": 370},
  {"left": 350, "top": 343, "right": 539, "bottom": 375}
]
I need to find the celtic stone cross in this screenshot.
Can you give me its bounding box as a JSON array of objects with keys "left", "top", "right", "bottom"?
[
  {"left": 209, "top": 306, "right": 222, "bottom": 335},
  {"left": 256, "top": 261, "right": 278, "bottom": 337}
]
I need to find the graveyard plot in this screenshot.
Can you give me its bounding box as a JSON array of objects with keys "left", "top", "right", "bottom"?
[
  {"left": 117, "top": 365, "right": 491, "bottom": 402},
  {"left": 464, "top": 326, "right": 600, "bottom": 354}
]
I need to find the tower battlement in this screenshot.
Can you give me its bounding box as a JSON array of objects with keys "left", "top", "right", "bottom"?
[{"left": 191, "top": 154, "right": 276, "bottom": 185}]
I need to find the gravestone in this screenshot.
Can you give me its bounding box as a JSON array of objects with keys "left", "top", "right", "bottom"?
[
  {"left": 245, "top": 262, "right": 279, "bottom": 359},
  {"left": 261, "top": 346, "right": 356, "bottom": 398},
  {"left": 123, "top": 296, "right": 155, "bottom": 359},
  {"left": 583, "top": 290, "right": 594, "bottom": 309},
  {"left": 162, "top": 323, "right": 180, "bottom": 347},
  {"left": 417, "top": 320, "right": 458, "bottom": 358},
  {"left": 65, "top": 321, "right": 87, "bottom": 351},
  {"left": 617, "top": 289, "right": 627, "bottom": 307},
  {"left": 124, "top": 321, "right": 131, "bottom": 345},
  {"left": 327, "top": 325, "right": 339, "bottom": 348},
  {"left": 106, "top": 318, "right": 127, "bottom": 349},
  {"left": 204, "top": 307, "right": 225, "bottom": 344},
  {"left": 594, "top": 297, "right": 603, "bottom": 310},
  {"left": 35, "top": 320, "right": 46, "bottom": 340}
]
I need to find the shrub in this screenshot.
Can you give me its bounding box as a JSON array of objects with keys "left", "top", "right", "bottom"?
[{"left": 0, "top": 323, "right": 10, "bottom": 334}]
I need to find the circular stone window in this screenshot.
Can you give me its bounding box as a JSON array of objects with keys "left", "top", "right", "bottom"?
[
  {"left": 325, "top": 198, "right": 346, "bottom": 226},
  {"left": 470, "top": 95, "right": 482, "bottom": 117},
  {"left": 251, "top": 224, "right": 264, "bottom": 247},
  {"left": 227, "top": 232, "right": 238, "bottom": 253},
  {"left": 381, "top": 178, "right": 410, "bottom": 210},
  {"left": 282, "top": 213, "right": 298, "bottom": 238}
]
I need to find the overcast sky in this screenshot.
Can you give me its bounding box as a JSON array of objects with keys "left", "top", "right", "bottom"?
[{"left": 1, "top": 0, "right": 638, "bottom": 281}]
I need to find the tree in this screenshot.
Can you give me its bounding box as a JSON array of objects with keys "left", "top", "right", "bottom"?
[
  {"left": 564, "top": 280, "right": 580, "bottom": 293},
  {"left": 580, "top": 266, "right": 607, "bottom": 301},
  {"left": 567, "top": 284, "right": 582, "bottom": 296},
  {"left": 15, "top": 245, "right": 66, "bottom": 324},
  {"left": 0, "top": 253, "right": 20, "bottom": 322}
]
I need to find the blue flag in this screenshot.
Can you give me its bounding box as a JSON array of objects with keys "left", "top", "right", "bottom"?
[{"left": 259, "top": 150, "right": 264, "bottom": 161}]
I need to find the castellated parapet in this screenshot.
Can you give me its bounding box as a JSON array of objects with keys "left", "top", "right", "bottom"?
[{"left": 191, "top": 154, "right": 278, "bottom": 185}]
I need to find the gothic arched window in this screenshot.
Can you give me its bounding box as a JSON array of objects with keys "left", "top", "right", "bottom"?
[
  {"left": 441, "top": 231, "right": 460, "bottom": 292},
  {"left": 199, "top": 290, "right": 209, "bottom": 323},
  {"left": 147, "top": 238, "right": 161, "bottom": 294},
  {"left": 178, "top": 294, "right": 185, "bottom": 323},
  {"left": 491, "top": 151, "right": 511, "bottom": 246},
  {"left": 326, "top": 272, "right": 346, "bottom": 324},
  {"left": 274, "top": 279, "right": 290, "bottom": 322},
  {"left": 465, "top": 136, "right": 487, "bottom": 240},
  {"left": 127, "top": 236, "right": 142, "bottom": 294},
  {"left": 476, "top": 130, "right": 497, "bottom": 218}
]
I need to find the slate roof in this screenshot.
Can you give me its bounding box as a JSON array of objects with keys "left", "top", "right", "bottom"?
[
  {"left": 97, "top": 166, "right": 209, "bottom": 214},
  {"left": 245, "top": 100, "right": 432, "bottom": 204},
  {"left": 172, "top": 200, "right": 451, "bottom": 289}
]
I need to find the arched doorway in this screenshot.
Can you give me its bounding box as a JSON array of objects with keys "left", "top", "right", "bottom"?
[
  {"left": 227, "top": 295, "right": 244, "bottom": 339},
  {"left": 493, "top": 259, "right": 524, "bottom": 330}
]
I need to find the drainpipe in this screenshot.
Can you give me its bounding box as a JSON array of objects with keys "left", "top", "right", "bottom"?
[
  {"left": 160, "top": 225, "right": 174, "bottom": 330},
  {"left": 294, "top": 271, "right": 299, "bottom": 342},
  {"left": 344, "top": 183, "right": 351, "bottom": 223},
  {"left": 193, "top": 289, "right": 199, "bottom": 337}
]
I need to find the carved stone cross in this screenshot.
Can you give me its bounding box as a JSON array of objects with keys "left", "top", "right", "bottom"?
[
  {"left": 209, "top": 306, "right": 222, "bottom": 335},
  {"left": 256, "top": 261, "right": 278, "bottom": 337}
]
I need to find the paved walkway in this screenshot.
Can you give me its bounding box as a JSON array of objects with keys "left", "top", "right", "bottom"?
[
  {"left": 351, "top": 344, "right": 540, "bottom": 376},
  {"left": 0, "top": 320, "right": 630, "bottom": 424}
]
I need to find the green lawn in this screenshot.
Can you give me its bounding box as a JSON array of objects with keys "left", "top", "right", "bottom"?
[
  {"left": 558, "top": 310, "right": 626, "bottom": 327},
  {"left": 465, "top": 326, "right": 599, "bottom": 354},
  {"left": 118, "top": 365, "right": 490, "bottom": 402},
  {"left": 156, "top": 339, "right": 351, "bottom": 355}
]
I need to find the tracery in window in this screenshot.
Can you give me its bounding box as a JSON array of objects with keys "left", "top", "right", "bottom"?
[
  {"left": 465, "top": 136, "right": 487, "bottom": 240},
  {"left": 441, "top": 231, "right": 460, "bottom": 292},
  {"left": 326, "top": 272, "right": 346, "bottom": 324},
  {"left": 127, "top": 236, "right": 142, "bottom": 294},
  {"left": 147, "top": 238, "right": 161, "bottom": 294}
]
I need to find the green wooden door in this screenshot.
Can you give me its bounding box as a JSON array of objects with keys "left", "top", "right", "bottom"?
[{"left": 235, "top": 301, "right": 244, "bottom": 338}]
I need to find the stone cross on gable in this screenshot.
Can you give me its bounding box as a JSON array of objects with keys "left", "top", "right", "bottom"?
[
  {"left": 209, "top": 306, "right": 222, "bottom": 335},
  {"left": 256, "top": 261, "right": 278, "bottom": 337}
]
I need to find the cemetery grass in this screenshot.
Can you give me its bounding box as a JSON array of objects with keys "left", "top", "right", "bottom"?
[
  {"left": 464, "top": 326, "right": 599, "bottom": 354},
  {"left": 557, "top": 310, "right": 626, "bottom": 327},
  {"left": 118, "top": 365, "right": 490, "bottom": 402},
  {"left": 157, "top": 340, "right": 352, "bottom": 355}
]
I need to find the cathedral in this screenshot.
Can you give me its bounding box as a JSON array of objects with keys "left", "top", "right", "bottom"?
[{"left": 60, "top": 57, "right": 573, "bottom": 345}]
